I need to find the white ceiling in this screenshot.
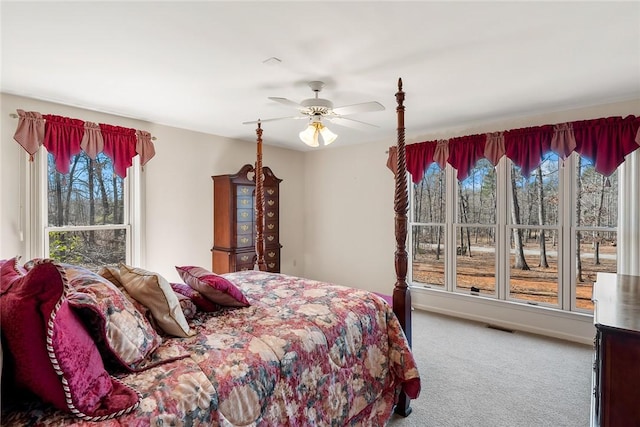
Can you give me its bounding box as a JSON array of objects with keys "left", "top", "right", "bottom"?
[{"left": 2, "top": 1, "right": 639, "bottom": 151}]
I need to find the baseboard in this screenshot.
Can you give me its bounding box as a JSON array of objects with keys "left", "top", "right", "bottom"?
[{"left": 410, "top": 288, "right": 595, "bottom": 345}]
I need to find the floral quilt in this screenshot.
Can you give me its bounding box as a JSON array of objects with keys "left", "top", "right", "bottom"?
[{"left": 2, "top": 271, "right": 421, "bottom": 426}]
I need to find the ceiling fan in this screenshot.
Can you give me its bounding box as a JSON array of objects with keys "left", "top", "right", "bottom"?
[{"left": 243, "top": 81, "right": 385, "bottom": 147}]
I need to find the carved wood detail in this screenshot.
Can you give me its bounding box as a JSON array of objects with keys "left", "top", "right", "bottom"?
[
  {"left": 393, "top": 77, "right": 413, "bottom": 417},
  {"left": 255, "top": 122, "right": 267, "bottom": 271}
]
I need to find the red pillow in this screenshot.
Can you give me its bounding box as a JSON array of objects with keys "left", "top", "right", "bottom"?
[
  {"left": 170, "top": 282, "right": 220, "bottom": 312},
  {"left": 175, "top": 266, "right": 250, "bottom": 307},
  {"left": 0, "top": 259, "right": 140, "bottom": 420},
  {"left": 0, "top": 256, "right": 27, "bottom": 296}
]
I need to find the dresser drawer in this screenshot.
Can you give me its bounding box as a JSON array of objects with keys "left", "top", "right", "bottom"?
[
  {"left": 264, "top": 186, "right": 278, "bottom": 197},
  {"left": 265, "top": 249, "right": 279, "bottom": 261},
  {"left": 237, "top": 185, "right": 253, "bottom": 197},
  {"left": 237, "top": 234, "right": 253, "bottom": 247},
  {"left": 266, "top": 260, "right": 280, "bottom": 272},
  {"left": 265, "top": 220, "right": 278, "bottom": 233},
  {"left": 265, "top": 198, "right": 278, "bottom": 211},
  {"left": 265, "top": 233, "right": 278, "bottom": 245},
  {"left": 237, "top": 222, "right": 252, "bottom": 235},
  {"left": 235, "top": 251, "right": 255, "bottom": 270},
  {"left": 236, "top": 195, "right": 253, "bottom": 209},
  {"left": 237, "top": 208, "right": 253, "bottom": 222}
]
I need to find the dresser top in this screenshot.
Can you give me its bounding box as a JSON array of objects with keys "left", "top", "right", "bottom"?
[{"left": 593, "top": 273, "right": 640, "bottom": 333}]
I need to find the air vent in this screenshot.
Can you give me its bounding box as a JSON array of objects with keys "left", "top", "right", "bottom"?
[{"left": 486, "top": 324, "right": 514, "bottom": 333}]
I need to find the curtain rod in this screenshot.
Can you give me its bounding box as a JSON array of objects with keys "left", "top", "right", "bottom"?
[{"left": 9, "top": 113, "right": 157, "bottom": 140}]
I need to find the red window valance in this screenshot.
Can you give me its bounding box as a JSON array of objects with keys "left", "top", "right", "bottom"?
[
  {"left": 400, "top": 115, "right": 640, "bottom": 183},
  {"left": 12, "top": 109, "right": 156, "bottom": 178}
]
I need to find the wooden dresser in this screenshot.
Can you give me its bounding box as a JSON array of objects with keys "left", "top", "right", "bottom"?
[
  {"left": 591, "top": 273, "right": 640, "bottom": 427},
  {"left": 211, "top": 164, "right": 282, "bottom": 274}
]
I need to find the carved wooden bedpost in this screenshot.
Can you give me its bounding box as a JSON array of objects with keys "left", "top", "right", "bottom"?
[
  {"left": 393, "top": 78, "right": 413, "bottom": 417},
  {"left": 255, "top": 122, "right": 267, "bottom": 271}
]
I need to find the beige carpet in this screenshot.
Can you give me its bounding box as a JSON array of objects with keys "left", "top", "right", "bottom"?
[{"left": 387, "top": 310, "right": 592, "bottom": 427}]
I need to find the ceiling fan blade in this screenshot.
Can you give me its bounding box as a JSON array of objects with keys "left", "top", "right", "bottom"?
[
  {"left": 326, "top": 116, "right": 379, "bottom": 130},
  {"left": 242, "top": 116, "right": 307, "bottom": 125},
  {"left": 268, "top": 97, "right": 303, "bottom": 109},
  {"left": 331, "top": 101, "right": 384, "bottom": 116}
]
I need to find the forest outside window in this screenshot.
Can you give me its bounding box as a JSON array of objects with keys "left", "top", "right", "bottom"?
[
  {"left": 45, "top": 151, "right": 129, "bottom": 269},
  {"left": 409, "top": 151, "right": 619, "bottom": 313}
]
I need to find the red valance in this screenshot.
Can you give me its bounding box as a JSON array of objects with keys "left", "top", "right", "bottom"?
[
  {"left": 399, "top": 115, "right": 640, "bottom": 182},
  {"left": 100, "top": 123, "right": 138, "bottom": 179},
  {"left": 12, "top": 110, "right": 156, "bottom": 178},
  {"left": 43, "top": 115, "right": 84, "bottom": 175}
]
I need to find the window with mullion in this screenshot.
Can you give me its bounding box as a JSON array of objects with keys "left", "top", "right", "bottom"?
[
  {"left": 454, "top": 158, "right": 497, "bottom": 297},
  {"left": 506, "top": 154, "right": 561, "bottom": 307},
  {"left": 571, "top": 154, "right": 618, "bottom": 312},
  {"left": 411, "top": 163, "right": 446, "bottom": 288},
  {"left": 44, "top": 151, "right": 129, "bottom": 270}
]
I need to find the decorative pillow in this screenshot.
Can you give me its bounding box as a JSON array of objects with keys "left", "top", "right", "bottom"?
[
  {"left": 98, "top": 265, "right": 123, "bottom": 288},
  {"left": 0, "top": 259, "right": 140, "bottom": 419},
  {"left": 170, "top": 282, "right": 220, "bottom": 312},
  {"left": 99, "top": 265, "right": 158, "bottom": 328},
  {"left": 22, "top": 257, "right": 44, "bottom": 270},
  {"left": 176, "top": 265, "right": 251, "bottom": 307},
  {"left": 62, "top": 264, "right": 163, "bottom": 371},
  {"left": 119, "top": 264, "right": 193, "bottom": 337},
  {"left": 175, "top": 292, "right": 197, "bottom": 320},
  {"left": 0, "top": 256, "right": 27, "bottom": 296}
]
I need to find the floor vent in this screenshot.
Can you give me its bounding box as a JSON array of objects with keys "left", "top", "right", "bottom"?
[{"left": 486, "top": 324, "right": 514, "bottom": 333}]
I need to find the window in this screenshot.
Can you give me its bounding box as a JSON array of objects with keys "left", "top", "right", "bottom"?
[
  {"left": 410, "top": 151, "right": 619, "bottom": 313},
  {"left": 411, "top": 163, "right": 446, "bottom": 287},
  {"left": 573, "top": 156, "right": 618, "bottom": 311},
  {"left": 456, "top": 158, "right": 497, "bottom": 297},
  {"left": 29, "top": 149, "right": 141, "bottom": 270}
]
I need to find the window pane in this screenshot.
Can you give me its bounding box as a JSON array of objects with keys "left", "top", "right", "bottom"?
[
  {"left": 575, "top": 230, "right": 617, "bottom": 311},
  {"left": 48, "top": 152, "right": 125, "bottom": 227},
  {"left": 458, "top": 158, "right": 496, "bottom": 224},
  {"left": 575, "top": 156, "right": 618, "bottom": 311},
  {"left": 509, "top": 227, "right": 559, "bottom": 306},
  {"left": 413, "top": 164, "right": 446, "bottom": 223},
  {"left": 455, "top": 226, "right": 496, "bottom": 296},
  {"left": 412, "top": 225, "right": 445, "bottom": 286},
  {"left": 576, "top": 157, "right": 618, "bottom": 228},
  {"left": 510, "top": 154, "right": 559, "bottom": 226},
  {"left": 48, "top": 229, "right": 126, "bottom": 270}
]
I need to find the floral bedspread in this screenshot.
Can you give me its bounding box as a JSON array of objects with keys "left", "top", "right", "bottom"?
[{"left": 2, "top": 271, "right": 421, "bottom": 426}]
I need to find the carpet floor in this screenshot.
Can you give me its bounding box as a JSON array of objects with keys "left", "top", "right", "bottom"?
[{"left": 387, "top": 309, "right": 593, "bottom": 427}]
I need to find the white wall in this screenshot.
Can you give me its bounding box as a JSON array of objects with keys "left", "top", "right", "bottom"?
[
  {"left": 303, "top": 98, "right": 640, "bottom": 344},
  {"left": 302, "top": 139, "right": 396, "bottom": 294},
  {"left": 0, "top": 93, "right": 305, "bottom": 281}
]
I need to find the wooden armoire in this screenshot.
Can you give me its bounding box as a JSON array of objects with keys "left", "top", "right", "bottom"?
[{"left": 211, "top": 164, "right": 282, "bottom": 274}]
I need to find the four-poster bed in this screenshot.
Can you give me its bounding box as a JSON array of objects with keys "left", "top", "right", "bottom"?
[{"left": 1, "top": 80, "right": 420, "bottom": 425}]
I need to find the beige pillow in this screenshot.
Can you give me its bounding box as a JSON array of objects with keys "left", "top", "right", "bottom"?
[
  {"left": 118, "top": 264, "right": 192, "bottom": 337},
  {"left": 98, "top": 265, "right": 123, "bottom": 288}
]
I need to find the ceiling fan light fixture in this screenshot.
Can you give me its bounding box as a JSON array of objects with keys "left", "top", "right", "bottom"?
[
  {"left": 319, "top": 125, "right": 338, "bottom": 145},
  {"left": 299, "top": 120, "right": 337, "bottom": 147},
  {"left": 299, "top": 123, "right": 320, "bottom": 147}
]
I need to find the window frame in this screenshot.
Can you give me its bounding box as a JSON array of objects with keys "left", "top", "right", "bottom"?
[
  {"left": 408, "top": 151, "right": 619, "bottom": 315},
  {"left": 26, "top": 148, "right": 144, "bottom": 266}
]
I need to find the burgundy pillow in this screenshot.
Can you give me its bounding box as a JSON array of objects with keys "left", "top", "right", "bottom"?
[
  {"left": 176, "top": 266, "right": 250, "bottom": 307},
  {"left": 170, "top": 282, "right": 220, "bottom": 312},
  {"left": 0, "top": 259, "right": 140, "bottom": 420},
  {"left": 0, "top": 256, "right": 27, "bottom": 296}
]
